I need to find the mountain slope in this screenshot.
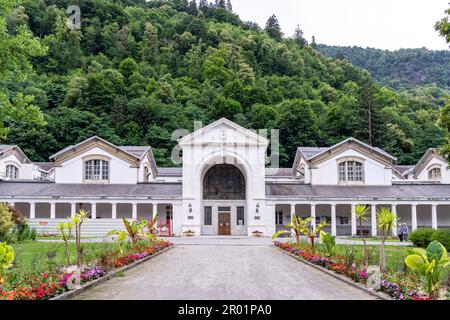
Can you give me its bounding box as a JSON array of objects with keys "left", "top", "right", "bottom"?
[
  {"left": 317, "top": 44, "right": 450, "bottom": 90},
  {"left": 1, "top": 0, "right": 446, "bottom": 166}
]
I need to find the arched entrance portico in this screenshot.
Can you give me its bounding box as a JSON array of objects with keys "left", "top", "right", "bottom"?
[{"left": 201, "top": 164, "right": 247, "bottom": 236}]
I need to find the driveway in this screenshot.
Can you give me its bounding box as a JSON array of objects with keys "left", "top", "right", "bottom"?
[{"left": 74, "top": 237, "right": 377, "bottom": 300}]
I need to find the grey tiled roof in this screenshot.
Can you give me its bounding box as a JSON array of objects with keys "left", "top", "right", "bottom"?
[
  {"left": 266, "top": 183, "right": 450, "bottom": 200},
  {"left": 394, "top": 165, "right": 415, "bottom": 175},
  {"left": 0, "top": 145, "right": 15, "bottom": 153},
  {"left": 119, "top": 146, "right": 150, "bottom": 159},
  {"left": 34, "top": 162, "right": 54, "bottom": 172},
  {"left": 265, "top": 168, "right": 293, "bottom": 177},
  {"left": 297, "top": 147, "right": 330, "bottom": 160},
  {"left": 0, "top": 182, "right": 182, "bottom": 199},
  {"left": 157, "top": 168, "right": 182, "bottom": 176}
]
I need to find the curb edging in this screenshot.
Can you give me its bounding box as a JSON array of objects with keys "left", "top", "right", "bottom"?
[
  {"left": 273, "top": 246, "right": 392, "bottom": 301},
  {"left": 50, "top": 245, "right": 175, "bottom": 300}
]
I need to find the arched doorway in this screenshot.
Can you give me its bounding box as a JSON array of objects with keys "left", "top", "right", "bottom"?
[{"left": 202, "top": 164, "right": 247, "bottom": 236}]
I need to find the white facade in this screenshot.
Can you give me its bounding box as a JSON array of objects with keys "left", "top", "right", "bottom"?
[{"left": 1, "top": 119, "right": 450, "bottom": 237}]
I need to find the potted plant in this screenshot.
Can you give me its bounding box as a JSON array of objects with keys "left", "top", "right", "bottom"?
[{"left": 183, "top": 230, "right": 196, "bottom": 237}]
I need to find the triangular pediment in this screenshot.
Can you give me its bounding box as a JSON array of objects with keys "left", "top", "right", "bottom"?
[{"left": 178, "top": 118, "right": 268, "bottom": 146}]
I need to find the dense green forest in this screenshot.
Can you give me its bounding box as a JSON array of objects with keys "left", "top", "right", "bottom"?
[
  {"left": 317, "top": 45, "right": 450, "bottom": 90},
  {"left": 0, "top": 0, "right": 447, "bottom": 167}
]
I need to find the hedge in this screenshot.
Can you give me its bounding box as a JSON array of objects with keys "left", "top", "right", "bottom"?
[{"left": 408, "top": 228, "right": 450, "bottom": 250}]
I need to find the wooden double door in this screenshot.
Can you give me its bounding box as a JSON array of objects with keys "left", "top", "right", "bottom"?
[{"left": 218, "top": 209, "right": 231, "bottom": 236}]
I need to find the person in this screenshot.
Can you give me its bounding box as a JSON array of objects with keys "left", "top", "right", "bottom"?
[
  {"left": 398, "top": 224, "right": 404, "bottom": 242},
  {"left": 402, "top": 223, "right": 409, "bottom": 242}
]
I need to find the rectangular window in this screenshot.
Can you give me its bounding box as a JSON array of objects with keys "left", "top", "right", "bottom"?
[
  {"left": 275, "top": 212, "right": 283, "bottom": 225},
  {"left": 347, "top": 162, "right": 354, "bottom": 181},
  {"left": 339, "top": 163, "right": 346, "bottom": 181},
  {"left": 93, "top": 160, "right": 101, "bottom": 180},
  {"left": 237, "top": 207, "right": 245, "bottom": 226},
  {"left": 355, "top": 162, "right": 363, "bottom": 181},
  {"left": 204, "top": 207, "right": 212, "bottom": 226},
  {"left": 102, "top": 161, "right": 109, "bottom": 180},
  {"left": 85, "top": 161, "right": 92, "bottom": 180}
]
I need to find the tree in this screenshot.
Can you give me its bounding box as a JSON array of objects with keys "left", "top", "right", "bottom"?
[
  {"left": 311, "top": 35, "right": 317, "bottom": 49},
  {"left": 435, "top": 4, "right": 450, "bottom": 44},
  {"left": 187, "top": 0, "right": 198, "bottom": 15},
  {"left": 376, "top": 207, "right": 398, "bottom": 272},
  {"left": 293, "top": 25, "right": 307, "bottom": 47},
  {"left": 0, "top": 0, "right": 47, "bottom": 141},
  {"left": 265, "top": 15, "right": 283, "bottom": 41},
  {"left": 226, "top": 0, "right": 233, "bottom": 12},
  {"left": 355, "top": 205, "right": 370, "bottom": 268}
]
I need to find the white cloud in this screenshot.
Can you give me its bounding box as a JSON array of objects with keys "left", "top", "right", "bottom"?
[{"left": 231, "top": 0, "right": 449, "bottom": 50}]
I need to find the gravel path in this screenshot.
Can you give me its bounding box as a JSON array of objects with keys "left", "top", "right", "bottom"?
[{"left": 74, "top": 238, "right": 377, "bottom": 300}]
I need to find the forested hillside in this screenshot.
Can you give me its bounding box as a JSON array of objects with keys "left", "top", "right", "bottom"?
[
  {"left": 317, "top": 45, "right": 450, "bottom": 90},
  {"left": 0, "top": 0, "right": 447, "bottom": 166}
]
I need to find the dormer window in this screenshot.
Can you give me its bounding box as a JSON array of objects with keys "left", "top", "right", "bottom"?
[
  {"left": 83, "top": 156, "right": 110, "bottom": 183},
  {"left": 5, "top": 165, "right": 19, "bottom": 179},
  {"left": 338, "top": 158, "right": 365, "bottom": 184},
  {"left": 428, "top": 167, "right": 441, "bottom": 181}
]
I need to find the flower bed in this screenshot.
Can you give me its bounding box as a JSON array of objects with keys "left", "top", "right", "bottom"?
[
  {"left": 274, "top": 241, "right": 430, "bottom": 300},
  {"left": 0, "top": 240, "right": 172, "bottom": 300}
]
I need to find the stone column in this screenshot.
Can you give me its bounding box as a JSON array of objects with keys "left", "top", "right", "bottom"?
[
  {"left": 391, "top": 204, "right": 398, "bottom": 236},
  {"left": 431, "top": 204, "right": 438, "bottom": 230},
  {"left": 30, "top": 202, "right": 35, "bottom": 219},
  {"left": 290, "top": 203, "right": 296, "bottom": 238},
  {"left": 132, "top": 203, "right": 137, "bottom": 220},
  {"left": 351, "top": 204, "right": 357, "bottom": 236},
  {"left": 153, "top": 203, "right": 158, "bottom": 221},
  {"left": 50, "top": 202, "right": 56, "bottom": 219},
  {"left": 266, "top": 204, "right": 276, "bottom": 237},
  {"left": 411, "top": 204, "right": 417, "bottom": 231},
  {"left": 91, "top": 202, "right": 97, "bottom": 220},
  {"left": 111, "top": 203, "right": 117, "bottom": 219},
  {"left": 311, "top": 204, "right": 316, "bottom": 231},
  {"left": 71, "top": 202, "right": 76, "bottom": 218},
  {"left": 371, "top": 204, "right": 377, "bottom": 237},
  {"left": 331, "top": 204, "right": 337, "bottom": 236}
]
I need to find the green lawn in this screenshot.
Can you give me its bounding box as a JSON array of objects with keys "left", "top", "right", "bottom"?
[{"left": 11, "top": 241, "right": 119, "bottom": 273}]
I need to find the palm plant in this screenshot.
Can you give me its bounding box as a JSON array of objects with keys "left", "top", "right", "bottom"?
[
  {"left": 298, "top": 217, "right": 328, "bottom": 252},
  {"left": 108, "top": 217, "right": 146, "bottom": 246},
  {"left": 355, "top": 204, "right": 370, "bottom": 267},
  {"left": 57, "top": 221, "right": 74, "bottom": 265},
  {"left": 69, "top": 209, "right": 87, "bottom": 268},
  {"left": 272, "top": 215, "right": 303, "bottom": 244},
  {"left": 142, "top": 215, "right": 159, "bottom": 242},
  {"left": 376, "top": 207, "right": 398, "bottom": 272}
]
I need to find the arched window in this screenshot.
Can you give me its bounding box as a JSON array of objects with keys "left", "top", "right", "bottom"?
[
  {"left": 84, "top": 159, "right": 109, "bottom": 182},
  {"left": 338, "top": 159, "right": 364, "bottom": 183},
  {"left": 143, "top": 166, "right": 149, "bottom": 182},
  {"left": 428, "top": 168, "right": 441, "bottom": 180},
  {"left": 5, "top": 165, "right": 18, "bottom": 179},
  {"left": 203, "top": 165, "right": 246, "bottom": 200}
]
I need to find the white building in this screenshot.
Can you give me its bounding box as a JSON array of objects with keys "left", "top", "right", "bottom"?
[{"left": 0, "top": 118, "right": 449, "bottom": 237}]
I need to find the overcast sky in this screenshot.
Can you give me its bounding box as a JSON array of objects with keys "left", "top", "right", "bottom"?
[{"left": 231, "top": 0, "right": 449, "bottom": 50}]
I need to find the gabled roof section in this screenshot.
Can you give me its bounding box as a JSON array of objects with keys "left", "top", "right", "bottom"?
[
  {"left": 49, "top": 136, "right": 142, "bottom": 166},
  {"left": 292, "top": 138, "right": 397, "bottom": 173},
  {"left": 0, "top": 145, "right": 32, "bottom": 164},
  {"left": 178, "top": 118, "right": 269, "bottom": 146},
  {"left": 410, "top": 149, "right": 447, "bottom": 179},
  {"left": 34, "top": 162, "right": 54, "bottom": 173}
]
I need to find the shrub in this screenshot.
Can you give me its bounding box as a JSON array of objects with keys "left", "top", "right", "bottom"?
[
  {"left": 409, "top": 228, "right": 450, "bottom": 250},
  {"left": 430, "top": 229, "right": 450, "bottom": 251},
  {"left": 0, "top": 204, "right": 14, "bottom": 242},
  {"left": 408, "top": 228, "right": 435, "bottom": 248}
]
